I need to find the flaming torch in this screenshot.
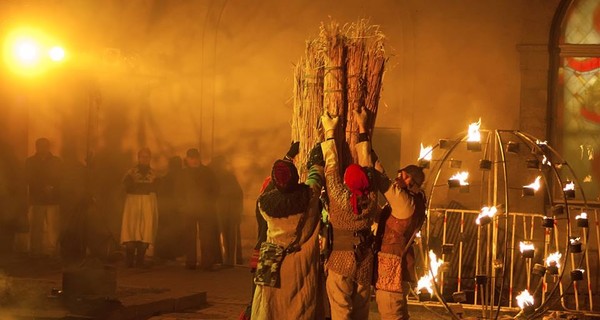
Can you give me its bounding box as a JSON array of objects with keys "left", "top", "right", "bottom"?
[
  {"left": 545, "top": 252, "right": 561, "bottom": 275},
  {"left": 522, "top": 176, "right": 541, "bottom": 196},
  {"left": 418, "top": 143, "right": 433, "bottom": 168},
  {"left": 563, "top": 181, "right": 575, "bottom": 199},
  {"left": 466, "top": 118, "right": 482, "bottom": 151},
  {"left": 519, "top": 241, "right": 535, "bottom": 259},
  {"left": 476, "top": 206, "right": 497, "bottom": 226},
  {"left": 571, "top": 269, "right": 585, "bottom": 281},
  {"left": 576, "top": 212, "right": 589, "bottom": 228},
  {"left": 448, "top": 171, "right": 469, "bottom": 190},
  {"left": 569, "top": 236, "right": 582, "bottom": 253},
  {"left": 534, "top": 139, "right": 549, "bottom": 156},
  {"left": 416, "top": 251, "right": 444, "bottom": 301},
  {"left": 516, "top": 289, "right": 535, "bottom": 315}
]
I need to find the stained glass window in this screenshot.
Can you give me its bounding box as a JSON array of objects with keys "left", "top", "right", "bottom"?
[{"left": 557, "top": 0, "right": 600, "bottom": 201}]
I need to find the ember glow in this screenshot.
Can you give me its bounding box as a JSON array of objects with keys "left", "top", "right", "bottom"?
[
  {"left": 476, "top": 206, "right": 497, "bottom": 225},
  {"left": 576, "top": 212, "right": 588, "bottom": 220},
  {"left": 467, "top": 118, "right": 481, "bottom": 142},
  {"left": 519, "top": 241, "right": 534, "bottom": 253},
  {"left": 524, "top": 176, "right": 541, "bottom": 191},
  {"left": 418, "top": 143, "right": 433, "bottom": 161},
  {"left": 516, "top": 289, "right": 534, "bottom": 309},
  {"left": 545, "top": 252, "right": 561, "bottom": 268},
  {"left": 449, "top": 171, "right": 469, "bottom": 186},
  {"left": 563, "top": 181, "right": 575, "bottom": 191}
]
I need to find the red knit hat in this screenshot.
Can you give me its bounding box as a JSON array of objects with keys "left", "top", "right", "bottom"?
[
  {"left": 344, "top": 164, "right": 370, "bottom": 215},
  {"left": 271, "top": 159, "right": 300, "bottom": 193}
]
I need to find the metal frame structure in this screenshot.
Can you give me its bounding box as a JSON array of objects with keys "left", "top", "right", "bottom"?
[{"left": 416, "top": 128, "right": 598, "bottom": 319}]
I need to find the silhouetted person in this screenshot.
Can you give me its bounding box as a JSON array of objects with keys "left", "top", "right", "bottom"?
[
  {"left": 25, "top": 138, "right": 63, "bottom": 257},
  {"left": 120, "top": 148, "right": 158, "bottom": 268},
  {"left": 177, "top": 148, "right": 219, "bottom": 270},
  {"left": 211, "top": 156, "right": 243, "bottom": 266},
  {"left": 155, "top": 156, "right": 184, "bottom": 261}
]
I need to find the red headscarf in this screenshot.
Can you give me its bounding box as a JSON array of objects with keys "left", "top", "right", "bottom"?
[
  {"left": 343, "top": 164, "right": 370, "bottom": 215},
  {"left": 271, "top": 159, "right": 300, "bottom": 193}
]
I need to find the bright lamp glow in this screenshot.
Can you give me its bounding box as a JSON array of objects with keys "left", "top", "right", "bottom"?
[
  {"left": 3, "top": 27, "right": 68, "bottom": 76},
  {"left": 14, "top": 38, "right": 39, "bottom": 64},
  {"left": 48, "top": 46, "right": 65, "bottom": 61}
]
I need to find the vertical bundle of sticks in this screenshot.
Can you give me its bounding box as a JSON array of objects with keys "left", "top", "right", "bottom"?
[{"left": 292, "top": 19, "right": 386, "bottom": 176}]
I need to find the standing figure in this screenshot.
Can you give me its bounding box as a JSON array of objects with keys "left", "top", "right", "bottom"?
[
  {"left": 320, "top": 111, "right": 379, "bottom": 320},
  {"left": 25, "top": 137, "right": 63, "bottom": 257},
  {"left": 177, "top": 148, "right": 219, "bottom": 270},
  {"left": 211, "top": 156, "right": 244, "bottom": 266},
  {"left": 251, "top": 144, "right": 325, "bottom": 320},
  {"left": 155, "top": 156, "right": 184, "bottom": 261},
  {"left": 120, "top": 147, "right": 158, "bottom": 268},
  {"left": 374, "top": 164, "right": 427, "bottom": 320}
]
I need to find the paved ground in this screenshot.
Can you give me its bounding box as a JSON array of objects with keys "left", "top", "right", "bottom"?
[{"left": 0, "top": 254, "right": 589, "bottom": 319}]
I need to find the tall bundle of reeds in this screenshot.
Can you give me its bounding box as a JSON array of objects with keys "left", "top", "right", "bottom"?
[
  {"left": 364, "top": 28, "right": 386, "bottom": 138},
  {"left": 292, "top": 19, "right": 386, "bottom": 172},
  {"left": 292, "top": 41, "right": 324, "bottom": 178}
]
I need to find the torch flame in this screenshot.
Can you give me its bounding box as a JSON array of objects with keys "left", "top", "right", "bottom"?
[
  {"left": 563, "top": 181, "right": 575, "bottom": 191},
  {"left": 418, "top": 143, "right": 433, "bottom": 161},
  {"left": 516, "top": 290, "right": 534, "bottom": 309},
  {"left": 545, "top": 252, "right": 561, "bottom": 268},
  {"left": 449, "top": 171, "right": 469, "bottom": 186},
  {"left": 467, "top": 118, "right": 481, "bottom": 142},
  {"left": 429, "top": 250, "right": 444, "bottom": 276},
  {"left": 519, "top": 241, "right": 535, "bottom": 253},
  {"left": 416, "top": 250, "right": 445, "bottom": 295},
  {"left": 476, "top": 206, "right": 497, "bottom": 225},
  {"left": 576, "top": 212, "right": 588, "bottom": 220},
  {"left": 570, "top": 237, "right": 581, "bottom": 245},
  {"left": 542, "top": 155, "right": 551, "bottom": 166},
  {"left": 416, "top": 274, "right": 434, "bottom": 294},
  {"left": 524, "top": 176, "right": 541, "bottom": 191}
]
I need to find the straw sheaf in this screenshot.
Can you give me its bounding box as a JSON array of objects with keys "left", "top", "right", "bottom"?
[{"left": 291, "top": 19, "right": 387, "bottom": 174}]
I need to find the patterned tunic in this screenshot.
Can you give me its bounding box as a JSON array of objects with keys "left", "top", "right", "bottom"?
[{"left": 321, "top": 140, "right": 378, "bottom": 286}]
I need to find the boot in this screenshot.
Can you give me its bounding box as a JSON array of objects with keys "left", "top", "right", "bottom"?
[
  {"left": 125, "top": 242, "right": 136, "bottom": 268},
  {"left": 136, "top": 242, "right": 149, "bottom": 268}
]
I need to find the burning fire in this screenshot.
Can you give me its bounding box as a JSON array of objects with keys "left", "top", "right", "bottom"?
[
  {"left": 563, "top": 181, "right": 575, "bottom": 191},
  {"left": 519, "top": 241, "right": 534, "bottom": 253},
  {"left": 545, "top": 252, "right": 561, "bottom": 268},
  {"left": 467, "top": 118, "right": 481, "bottom": 142},
  {"left": 542, "top": 155, "right": 551, "bottom": 166},
  {"left": 416, "top": 274, "right": 433, "bottom": 294},
  {"left": 516, "top": 289, "right": 534, "bottom": 309},
  {"left": 524, "top": 176, "right": 541, "bottom": 191},
  {"left": 576, "top": 212, "right": 588, "bottom": 220},
  {"left": 418, "top": 143, "right": 433, "bottom": 161},
  {"left": 476, "top": 206, "right": 497, "bottom": 225},
  {"left": 449, "top": 171, "right": 469, "bottom": 186},
  {"left": 416, "top": 251, "right": 444, "bottom": 294}
]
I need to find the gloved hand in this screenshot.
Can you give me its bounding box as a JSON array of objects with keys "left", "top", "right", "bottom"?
[
  {"left": 353, "top": 108, "right": 368, "bottom": 132},
  {"left": 320, "top": 114, "right": 339, "bottom": 140},
  {"left": 306, "top": 143, "right": 324, "bottom": 169},
  {"left": 285, "top": 141, "right": 300, "bottom": 161}
]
